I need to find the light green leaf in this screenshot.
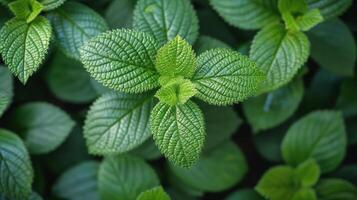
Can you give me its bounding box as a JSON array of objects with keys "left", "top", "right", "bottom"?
[
  {"left": 98, "top": 155, "right": 159, "bottom": 200},
  {"left": 9, "top": 102, "right": 75, "bottom": 154},
  {"left": 46, "top": 51, "right": 98, "bottom": 103},
  {"left": 53, "top": 161, "right": 100, "bottom": 200},
  {"left": 296, "top": 9, "right": 323, "bottom": 31},
  {"left": 9, "top": 0, "right": 43, "bottom": 23},
  {"left": 193, "top": 48, "right": 265, "bottom": 105},
  {"left": 105, "top": 0, "right": 134, "bottom": 29},
  {"left": 0, "top": 67, "right": 13, "bottom": 117},
  {"left": 281, "top": 111, "right": 347, "bottom": 173},
  {"left": 80, "top": 29, "right": 160, "bottom": 93},
  {"left": 169, "top": 141, "right": 247, "bottom": 192},
  {"left": 209, "top": 0, "right": 280, "bottom": 30},
  {"left": 316, "top": 179, "right": 357, "bottom": 200},
  {"left": 278, "top": 0, "right": 308, "bottom": 13},
  {"left": 84, "top": 92, "right": 155, "bottom": 155},
  {"left": 48, "top": 1, "right": 108, "bottom": 60},
  {"left": 308, "top": 19, "right": 356, "bottom": 76},
  {"left": 250, "top": 23, "right": 310, "bottom": 94},
  {"left": 39, "top": 0, "right": 66, "bottom": 11},
  {"left": 194, "top": 35, "right": 230, "bottom": 55},
  {"left": 226, "top": 189, "right": 264, "bottom": 200},
  {"left": 0, "top": 17, "right": 51, "bottom": 83},
  {"left": 243, "top": 77, "right": 304, "bottom": 132},
  {"left": 0, "top": 129, "right": 33, "bottom": 200},
  {"left": 137, "top": 187, "right": 171, "bottom": 200},
  {"left": 306, "top": 0, "right": 352, "bottom": 20},
  {"left": 292, "top": 188, "right": 317, "bottom": 200},
  {"left": 133, "top": 0, "right": 199, "bottom": 45},
  {"left": 150, "top": 101, "right": 205, "bottom": 167},
  {"left": 295, "top": 159, "right": 320, "bottom": 187}
]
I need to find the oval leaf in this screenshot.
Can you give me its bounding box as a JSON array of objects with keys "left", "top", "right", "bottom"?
[
  {"left": 137, "top": 187, "right": 171, "bottom": 200},
  {"left": 306, "top": 0, "right": 352, "bottom": 20},
  {"left": 0, "top": 67, "right": 13, "bottom": 117},
  {"left": 39, "top": 0, "right": 66, "bottom": 11}
]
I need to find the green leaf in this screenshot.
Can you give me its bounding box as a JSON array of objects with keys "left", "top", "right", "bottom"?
[
  {"left": 334, "top": 165, "right": 357, "bottom": 185},
  {"left": 308, "top": 19, "right": 356, "bottom": 77},
  {"left": 295, "top": 159, "right": 320, "bottom": 187},
  {"left": 98, "top": 155, "right": 159, "bottom": 200},
  {"left": 278, "top": 0, "right": 308, "bottom": 13},
  {"left": 9, "top": 0, "right": 43, "bottom": 23},
  {"left": 53, "top": 161, "right": 100, "bottom": 200},
  {"left": 316, "top": 179, "right": 357, "bottom": 200},
  {"left": 281, "top": 111, "right": 347, "bottom": 173},
  {"left": 296, "top": 9, "right": 323, "bottom": 31},
  {"left": 336, "top": 78, "right": 357, "bottom": 117},
  {"left": 0, "top": 129, "right": 33, "bottom": 199},
  {"left": 250, "top": 23, "right": 310, "bottom": 94},
  {"left": 46, "top": 51, "right": 98, "bottom": 103},
  {"left": 130, "top": 138, "right": 162, "bottom": 161},
  {"left": 84, "top": 92, "right": 155, "bottom": 155},
  {"left": 168, "top": 141, "right": 248, "bottom": 192},
  {"left": 193, "top": 48, "right": 264, "bottom": 105},
  {"left": 150, "top": 101, "right": 205, "bottom": 167},
  {"left": 39, "top": 0, "right": 66, "bottom": 11},
  {"left": 243, "top": 77, "right": 304, "bottom": 132},
  {"left": 292, "top": 188, "right": 317, "bottom": 200},
  {"left": 226, "top": 189, "right": 264, "bottom": 200},
  {"left": 0, "top": 17, "right": 51, "bottom": 83},
  {"left": 256, "top": 166, "right": 297, "bottom": 200},
  {"left": 155, "top": 36, "right": 196, "bottom": 79},
  {"left": 194, "top": 35, "right": 230, "bottom": 55},
  {"left": 306, "top": 0, "right": 352, "bottom": 20},
  {"left": 137, "top": 187, "right": 171, "bottom": 200},
  {"left": 80, "top": 29, "right": 160, "bottom": 93},
  {"left": 9, "top": 102, "right": 75, "bottom": 154},
  {"left": 48, "top": 1, "right": 108, "bottom": 60},
  {"left": 105, "top": 0, "right": 134, "bottom": 29},
  {"left": 0, "top": 67, "right": 13, "bottom": 117},
  {"left": 133, "top": 0, "right": 199, "bottom": 46},
  {"left": 209, "top": 0, "right": 280, "bottom": 30}
]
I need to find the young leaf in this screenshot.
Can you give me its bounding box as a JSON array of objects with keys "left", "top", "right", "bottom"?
[
  {"left": 53, "top": 161, "right": 100, "bottom": 200},
  {"left": 168, "top": 141, "right": 248, "bottom": 192},
  {"left": 295, "top": 159, "right": 320, "bottom": 187},
  {"left": 48, "top": 1, "right": 108, "bottom": 60},
  {"left": 137, "top": 187, "right": 171, "bottom": 200},
  {"left": 292, "top": 188, "right": 317, "bottom": 200},
  {"left": 98, "top": 155, "right": 159, "bottom": 200},
  {"left": 9, "top": 102, "right": 75, "bottom": 154},
  {"left": 105, "top": 0, "right": 134, "bottom": 29},
  {"left": 0, "top": 17, "right": 51, "bottom": 83},
  {"left": 209, "top": 0, "right": 280, "bottom": 30},
  {"left": 0, "top": 129, "right": 33, "bottom": 199},
  {"left": 150, "top": 101, "right": 205, "bottom": 167},
  {"left": 192, "top": 48, "right": 265, "bottom": 105},
  {"left": 9, "top": 0, "right": 43, "bottom": 23},
  {"left": 155, "top": 36, "right": 196, "bottom": 79},
  {"left": 84, "top": 92, "right": 155, "bottom": 155},
  {"left": 296, "top": 9, "right": 323, "bottom": 31},
  {"left": 0, "top": 67, "right": 13, "bottom": 117},
  {"left": 281, "top": 111, "right": 347, "bottom": 173},
  {"left": 194, "top": 35, "right": 230, "bottom": 55},
  {"left": 133, "top": 0, "right": 199, "bottom": 45},
  {"left": 306, "top": 0, "right": 352, "bottom": 20},
  {"left": 316, "top": 179, "right": 357, "bottom": 200},
  {"left": 250, "top": 23, "right": 309, "bottom": 94},
  {"left": 39, "top": 0, "right": 66, "bottom": 11},
  {"left": 80, "top": 29, "right": 160, "bottom": 93}
]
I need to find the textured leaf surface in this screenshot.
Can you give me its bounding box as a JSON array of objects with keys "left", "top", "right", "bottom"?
[
  {"left": 194, "top": 35, "right": 230, "bottom": 55},
  {"left": 306, "top": 0, "right": 352, "bottom": 20},
  {"left": 193, "top": 48, "right": 265, "bottom": 105},
  {"left": 9, "top": 0, "right": 43, "bottom": 23},
  {"left": 53, "top": 161, "right": 100, "bottom": 200},
  {"left": 84, "top": 92, "right": 155, "bottom": 155},
  {"left": 150, "top": 101, "right": 205, "bottom": 167},
  {"left": 281, "top": 111, "right": 347, "bottom": 173},
  {"left": 39, "top": 0, "right": 66, "bottom": 11},
  {"left": 209, "top": 0, "right": 279, "bottom": 30},
  {"left": 80, "top": 29, "right": 160, "bottom": 93},
  {"left": 98, "top": 155, "right": 159, "bottom": 200},
  {"left": 9, "top": 102, "right": 75, "bottom": 154},
  {"left": 133, "top": 0, "right": 199, "bottom": 45},
  {"left": 105, "top": 0, "right": 134, "bottom": 29},
  {"left": 0, "top": 67, "right": 13, "bottom": 117},
  {"left": 250, "top": 23, "right": 309, "bottom": 94},
  {"left": 137, "top": 187, "right": 171, "bottom": 200},
  {"left": 0, "top": 17, "right": 51, "bottom": 83},
  {"left": 169, "top": 141, "right": 247, "bottom": 192},
  {"left": 316, "top": 179, "right": 357, "bottom": 200},
  {"left": 48, "top": 1, "right": 108, "bottom": 60},
  {"left": 0, "top": 129, "right": 33, "bottom": 199}
]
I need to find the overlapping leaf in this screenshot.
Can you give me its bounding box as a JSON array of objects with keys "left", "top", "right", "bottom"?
[{"left": 0, "top": 67, "right": 13, "bottom": 117}]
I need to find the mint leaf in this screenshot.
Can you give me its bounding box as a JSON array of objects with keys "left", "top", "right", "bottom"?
[
  {"left": 169, "top": 141, "right": 247, "bottom": 192},
  {"left": 243, "top": 77, "right": 304, "bottom": 133},
  {"left": 281, "top": 111, "right": 347, "bottom": 173},
  {"left": 316, "top": 179, "right": 357, "bottom": 200},
  {"left": 250, "top": 23, "right": 309, "bottom": 94},
  {"left": 155, "top": 36, "right": 196, "bottom": 79},
  {"left": 193, "top": 48, "right": 265, "bottom": 105},
  {"left": 150, "top": 101, "right": 205, "bottom": 167},
  {"left": 0, "top": 129, "right": 33, "bottom": 199},
  {"left": 308, "top": 19, "right": 356, "bottom": 77},
  {"left": 306, "top": 0, "right": 352, "bottom": 20},
  {"left": 9, "top": 102, "right": 75, "bottom": 154},
  {"left": 292, "top": 188, "right": 317, "bottom": 200},
  {"left": 39, "top": 0, "right": 66, "bottom": 11},
  {"left": 105, "top": 0, "right": 134, "bottom": 29},
  {"left": 48, "top": 1, "right": 108, "bottom": 60},
  {"left": 296, "top": 9, "right": 323, "bottom": 31},
  {"left": 295, "top": 159, "right": 320, "bottom": 187},
  {"left": 209, "top": 0, "right": 280, "bottom": 30},
  {"left": 336, "top": 78, "right": 357, "bottom": 117},
  {"left": 137, "top": 187, "right": 171, "bottom": 200},
  {"left": 98, "top": 155, "right": 159, "bottom": 200},
  {"left": 226, "top": 189, "right": 264, "bottom": 200},
  {"left": 0, "top": 17, "right": 51, "bottom": 83},
  {"left": 80, "top": 29, "right": 160, "bottom": 93},
  {"left": 53, "top": 161, "right": 100, "bottom": 200},
  {"left": 46, "top": 51, "right": 98, "bottom": 103},
  {"left": 84, "top": 92, "right": 155, "bottom": 155},
  {"left": 9, "top": 0, "right": 43, "bottom": 23},
  {"left": 133, "top": 0, "right": 199, "bottom": 46},
  {"left": 0, "top": 67, "right": 13, "bottom": 117},
  {"left": 194, "top": 35, "right": 230, "bottom": 55}
]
